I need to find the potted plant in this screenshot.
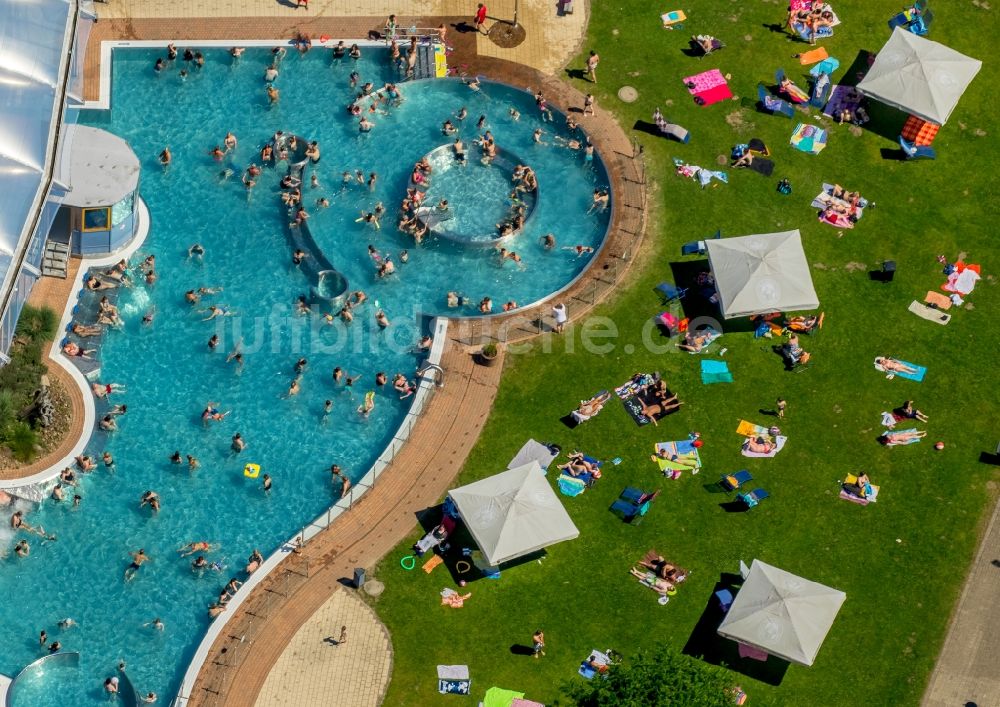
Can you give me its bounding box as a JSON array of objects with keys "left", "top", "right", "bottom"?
[{"left": 479, "top": 342, "right": 499, "bottom": 367}]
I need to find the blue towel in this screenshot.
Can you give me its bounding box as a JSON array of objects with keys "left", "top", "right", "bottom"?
[
  {"left": 558, "top": 475, "right": 587, "bottom": 497},
  {"left": 894, "top": 362, "right": 927, "bottom": 382},
  {"left": 701, "top": 359, "right": 733, "bottom": 384}
]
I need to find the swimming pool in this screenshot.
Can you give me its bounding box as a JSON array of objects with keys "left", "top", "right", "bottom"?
[{"left": 0, "top": 45, "right": 610, "bottom": 705}]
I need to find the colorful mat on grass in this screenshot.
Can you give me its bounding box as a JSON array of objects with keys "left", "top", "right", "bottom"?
[{"left": 701, "top": 359, "right": 733, "bottom": 384}]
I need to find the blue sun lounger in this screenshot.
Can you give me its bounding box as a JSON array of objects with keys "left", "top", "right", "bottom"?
[
  {"left": 720, "top": 469, "right": 752, "bottom": 492},
  {"left": 757, "top": 84, "right": 795, "bottom": 118},
  {"left": 738, "top": 488, "right": 769, "bottom": 509},
  {"left": 899, "top": 136, "right": 936, "bottom": 160}
]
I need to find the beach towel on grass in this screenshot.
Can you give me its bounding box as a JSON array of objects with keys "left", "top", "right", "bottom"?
[
  {"left": 558, "top": 474, "right": 587, "bottom": 497},
  {"left": 684, "top": 327, "right": 722, "bottom": 353},
  {"left": 942, "top": 263, "right": 981, "bottom": 296},
  {"left": 483, "top": 687, "right": 524, "bottom": 707},
  {"left": 684, "top": 69, "right": 727, "bottom": 94},
  {"left": 701, "top": 359, "right": 733, "bottom": 384},
  {"left": 841, "top": 473, "right": 879, "bottom": 505},
  {"left": 874, "top": 359, "right": 926, "bottom": 382},
  {"left": 747, "top": 157, "right": 775, "bottom": 176},
  {"left": 736, "top": 420, "right": 772, "bottom": 438},
  {"left": 798, "top": 47, "right": 829, "bottom": 65},
  {"left": 823, "top": 84, "right": 861, "bottom": 118},
  {"left": 653, "top": 440, "right": 702, "bottom": 475},
  {"left": 790, "top": 123, "right": 828, "bottom": 154},
  {"left": 909, "top": 301, "right": 951, "bottom": 325},
  {"left": 622, "top": 392, "right": 679, "bottom": 426},
  {"left": 884, "top": 428, "right": 922, "bottom": 446},
  {"left": 741, "top": 435, "right": 788, "bottom": 458},
  {"left": 615, "top": 373, "right": 655, "bottom": 399},
  {"left": 438, "top": 665, "right": 472, "bottom": 694},
  {"left": 675, "top": 160, "right": 729, "bottom": 187}
]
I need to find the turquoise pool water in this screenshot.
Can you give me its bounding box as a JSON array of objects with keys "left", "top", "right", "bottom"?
[{"left": 0, "top": 46, "right": 609, "bottom": 705}]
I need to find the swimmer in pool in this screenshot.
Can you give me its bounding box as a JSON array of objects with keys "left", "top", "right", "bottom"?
[
  {"left": 124, "top": 549, "right": 150, "bottom": 581},
  {"left": 179, "top": 541, "right": 216, "bottom": 557},
  {"left": 192, "top": 555, "right": 208, "bottom": 571},
  {"left": 357, "top": 392, "right": 375, "bottom": 417},
  {"left": 201, "top": 305, "right": 235, "bottom": 321},
  {"left": 564, "top": 245, "right": 595, "bottom": 257},
  {"left": 284, "top": 377, "right": 301, "bottom": 398},
  {"left": 143, "top": 617, "right": 165, "bottom": 631},
  {"left": 139, "top": 490, "right": 160, "bottom": 513},
  {"left": 201, "top": 402, "right": 230, "bottom": 423},
  {"left": 375, "top": 310, "right": 390, "bottom": 328},
  {"left": 188, "top": 243, "right": 205, "bottom": 259}
]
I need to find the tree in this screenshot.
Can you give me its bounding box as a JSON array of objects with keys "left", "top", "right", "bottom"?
[{"left": 568, "top": 646, "right": 739, "bottom": 707}]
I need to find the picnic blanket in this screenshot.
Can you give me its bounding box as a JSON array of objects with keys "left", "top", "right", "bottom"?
[
  {"left": 558, "top": 474, "right": 588, "bottom": 497},
  {"left": 701, "top": 359, "right": 733, "bottom": 384},
  {"left": 683, "top": 69, "right": 733, "bottom": 106},
  {"left": 823, "top": 84, "right": 862, "bottom": 118},
  {"left": 790, "top": 123, "right": 828, "bottom": 154},
  {"left": 874, "top": 359, "right": 926, "bottom": 382},
  {"left": 741, "top": 435, "right": 788, "bottom": 458},
  {"left": 622, "top": 391, "right": 680, "bottom": 426},
  {"left": 675, "top": 160, "right": 728, "bottom": 187},
  {"left": 652, "top": 440, "right": 702, "bottom": 476},
  {"left": 942, "top": 263, "right": 981, "bottom": 296},
  {"left": 909, "top": 301, "right": 951, "bottom": 325},
  {"left": 661, "top": 9, "right": 686, "bottom": 27},
  {"left": 438, "top": 665, "right": 472, "bottom": 694},
  {"left": 884, "top": 428, "right": 923, "bottom": 446}
]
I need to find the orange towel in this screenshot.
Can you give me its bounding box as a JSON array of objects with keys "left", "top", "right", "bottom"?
[
  {"left": 924, "top": 291, "right": 952, "bottom": 310},
  {"left": 798, "top": 47, "right": 829, "bottom": 65},
  {"left": 422, "top": 554, "right": 444, "bottom": 573}
]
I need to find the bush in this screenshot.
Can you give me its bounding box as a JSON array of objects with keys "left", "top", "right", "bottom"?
[
  {"left": 5, "top": 421, "right": 39, "bottom": 462},
  {"left": 482, "top": 343, "right": 498, "bottom": 357},
  {"left": 15, "top": 304, "right": 58, "bottom": 340},
  {"left": 567, "top": 647, "right": 737, "bottom": 707},
  {"left": 0, "top": 390, "right": 14, "bottom": 430}
]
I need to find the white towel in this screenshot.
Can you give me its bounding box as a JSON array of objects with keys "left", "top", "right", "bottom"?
[
  {"left": 881, "top": 412, "right": 897, "bottom": 428},
  {"left": 953, "top": 268, "right": 980, "bottom": 295}
]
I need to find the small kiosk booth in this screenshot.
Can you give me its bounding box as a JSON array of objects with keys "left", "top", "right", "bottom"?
[{"left": 55, "top": 125, "right": 141, "bottom": 255}]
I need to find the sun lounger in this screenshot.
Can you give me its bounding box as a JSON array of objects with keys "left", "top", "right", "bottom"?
[
  {"left": 741, "top": 436, "right": 788, "bottom": 458},
  {"left": 738, "top": 488, "right": 770, "bottom": 508},
  {"left": 899, "top": 136, "right": 936, "bottom": 160},
  {"left": 610, "top": 488, "right": 659, "bottom": 523},
  {"left": 720, "top": 469, "right": 752, "bottom": 491},
  {"left": 874, "top": 359, "right": 926, "bottom": 382},
  {"left": 656, "top": 282, "right": 687, "bottom": 304},
  {"left": 757, "top": 84, "right": 796, "bottom": 118}
]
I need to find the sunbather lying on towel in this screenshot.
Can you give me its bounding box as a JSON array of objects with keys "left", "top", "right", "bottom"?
[
  {"left": 691, "top": 35, "right": 721, "bottom": 53},
  {"left": 558, "top": 452, "right": 600, "bottom": 478},
  {"left": 640, "top": 398, "right": 683, "bottom": 426},
  {"left": 629, "top": 567, "right": 674, "bottom": 594},
  {"left": 880, "top": 429, "right": 927, "bottom": 445},
  {"left": 639, "top": 552, "right": 688, "bottom": 582},
  {"left": 677, "top": 329, "right": 714, "bottom": 353},
  {"left": 731, "top": 151, "right": 755, "bottom": 169},
  {"left": 779, "top": 76, "right": 810, "bottom": 103},
  {"left": 744, "top": 436, "right": 776, "bottom": 454},
  {"left": 785, "top": 312, "right": 823, "bottom": 333},
  {"left": 575, "top": 391, "right": 611, "bottom": 418},
  {"left": 875, "top": 357, "right": 917, "bottom": 374},
  {"left": 642, "top": 377, "right": 672, "bottom": 402}
]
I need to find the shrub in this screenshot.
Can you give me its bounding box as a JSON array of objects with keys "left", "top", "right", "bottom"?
[
  {"left": 482, "top": 343, "right": 498, "bottom": 357},
  {"left": 5, "top": 421, "right": 39, "bottom": 462}
]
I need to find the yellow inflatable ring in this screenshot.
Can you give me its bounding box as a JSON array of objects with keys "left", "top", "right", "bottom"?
[
  {"left": 244, "top": 463, "right": 261, "bottom": 479},
  {"left": 456, "top": 560, "right": 472, "bottom": 574}
]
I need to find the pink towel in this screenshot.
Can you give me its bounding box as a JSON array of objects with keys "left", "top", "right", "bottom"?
[{"left": 683, "top": 69, "right": 726, "bottom": 94}]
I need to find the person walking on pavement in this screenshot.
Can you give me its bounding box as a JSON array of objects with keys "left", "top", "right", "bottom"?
[{"left": 475, "top": 3, "right": 489, "bottom": 34}]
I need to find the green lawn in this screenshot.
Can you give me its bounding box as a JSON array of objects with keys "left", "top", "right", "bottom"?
[{"left": 368, "top": 2, "right": 1000, "bottom": 705}]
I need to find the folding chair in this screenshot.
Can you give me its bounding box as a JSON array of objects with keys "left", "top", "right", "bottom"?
[
  {"left": 680, "top": 229, "right": 720, "bottom": 256},
  {"left": 719, "top": 470, "right": 752, "bottom": 492},
  {"left": 610, "top": 489, "right": 658, "bottom": 524},
  {"left": 757, "top": 84, "right": 795, "bottom": 118},
  {"left": 655, "top": 282, "right": 688, "bottom": 304},
  {"left": 899, "top": 136, "right": 936, "bottom": 160},
  {"left": 738, "top": 488, "right": 770, "bottom": 509}
]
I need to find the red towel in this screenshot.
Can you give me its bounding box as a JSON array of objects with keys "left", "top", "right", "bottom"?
[{"left": 695, "top": 83, "right": 733, "bottom": 106}]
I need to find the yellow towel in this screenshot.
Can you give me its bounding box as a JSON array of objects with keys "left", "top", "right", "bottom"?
[
  {"left": 422, "top": 554, "right": 444, "bottom": 573},
  {"left": 736, "top": 420, "right": 767, "bottom": 437}
]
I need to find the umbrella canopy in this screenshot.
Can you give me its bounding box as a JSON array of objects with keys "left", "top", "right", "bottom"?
[
  {"left": 448, "top": 462, "right": 579, "bottom": 566},
  {"left": 857, "top": 27, "right": 982, "bottom": 125},
  {"left": 717, "top": 560, "right": 846, "bottom": 666},
  {"left": 704, "top": 230, "right": 819, "bottom": 319}
]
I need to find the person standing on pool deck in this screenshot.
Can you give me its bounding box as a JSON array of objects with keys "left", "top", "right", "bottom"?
[
  {"left": 475, "top": 3, "right": 489, "bottom": 34},
  {"left": 338, "top": 625, "right": 348, "bottom": 645},
  {"left": 552, "top": 303, "right": 568, "bottom": 333},
  {"left": 583, "top": 93, "right": 595, "bottom": 116}
]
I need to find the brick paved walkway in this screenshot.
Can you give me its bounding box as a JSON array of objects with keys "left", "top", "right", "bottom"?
[
  {"left": 253, "top": 588, "right": 392, "bottom": 707},
  {"left": 922, "top": 491, "right": 1000, "bottom": 707}
]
